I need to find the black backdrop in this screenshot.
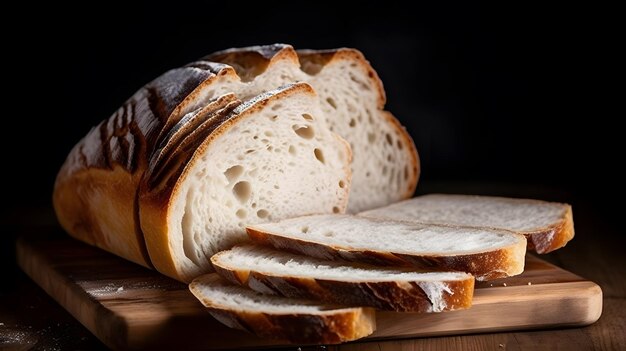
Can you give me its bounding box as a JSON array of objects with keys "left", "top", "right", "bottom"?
[{"left": 2, "top": 3, "right": 621, "bottom": 280}]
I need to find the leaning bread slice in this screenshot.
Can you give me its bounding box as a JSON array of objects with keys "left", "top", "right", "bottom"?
[
  {"left": 203, "top": 44, "right": 419, "bottom": 212},
  {"left": 212, "top": 245, "right": 474, "bottom": 312},
  {"left": 246, "top": 215, "right": 527, "bottom": 281},
  {"left": 360, "top": 194, "right": 574, "bottom": 253},
  {"left": 141, "top": 83, "right": 351, "bottom": 282},
  {"left": 189, "top": 274, "right": 375, "bottom": 344}
]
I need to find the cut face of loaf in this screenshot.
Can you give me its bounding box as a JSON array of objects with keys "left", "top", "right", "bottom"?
[
  {"left": 189, "top": 274, "right": 375, "bottom": 344},
  {"left": 212, "top": 245, "right": 474, "bottom": 312},
  {"left": 197, "top": 44, "right": 419, "bottom": 212},
  {"left": 246, "top": 215, "right": 527, "bottom": 281},
  {"left": 360, "top": 194, "right": 574, "bottom": 253},
  {"left": 141, "top": 84, "right": 351, "bottom": 282}
]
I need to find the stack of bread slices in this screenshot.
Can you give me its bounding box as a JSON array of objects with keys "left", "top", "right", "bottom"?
[{"left": 53, "top": 44, "right": 575, "bottom": 344}]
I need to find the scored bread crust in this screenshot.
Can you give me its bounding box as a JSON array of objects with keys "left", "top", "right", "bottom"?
[
  {"left": 52, "top": 64, "right": 228, "bottom": 266},
  {"left": 141, "top": 83, "right": 352, "bottom": 282},
  {"left": 246, "top": 225, "right": 526, "bottom": 281},
  {"left": 211, "top": 249, "right": 474, "bottom": 312},
  {"left": 206, "top": 44, "right": 420, "bottom": 211},
  {"left": 189, "top": 274, "right": 375, "bottom": 344}
]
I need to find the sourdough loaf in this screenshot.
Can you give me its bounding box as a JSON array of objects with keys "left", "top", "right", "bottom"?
[
  {"left": 360, "top": 194, "right": 574, "bottom": 253},
  {"left": 189, "top": 274, "right": 375, "bottom": 344}
]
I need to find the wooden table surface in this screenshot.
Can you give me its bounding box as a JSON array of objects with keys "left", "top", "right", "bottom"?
[{"left": 1, "top": 184, "right": 625, "bottom": 350}]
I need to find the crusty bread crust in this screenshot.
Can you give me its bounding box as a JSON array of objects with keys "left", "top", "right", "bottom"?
[
  {"left": 246, "top": 225, "right": 526, "bottom": 281},
  {"left": 53, "top": 66, "right": 221, "bottom": 266},
  {"left": 189, "top": 274, "right": 375, "bottom": 344},
  {"left": 211, "top": 251, "right": 474, "bottom": 312},
  {"left": 523, "top": 204, "right": 574, "bottom": 254}
]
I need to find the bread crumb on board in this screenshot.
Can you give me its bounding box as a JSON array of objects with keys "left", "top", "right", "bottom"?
[
  {"left": 503, "top": 283, "right": 507, "bottom": 287},
  {"left": 528, "top": 282, "right": 532, "bottom": 285}
]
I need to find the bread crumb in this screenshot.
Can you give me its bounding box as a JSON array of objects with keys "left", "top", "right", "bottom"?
[
  {"left": 490, "top": 284, "right": 493, "bottom": 287},
  {"left": 503, "top": 283, "right": 507, "bottom": 287},
  {"left": 499, "top": 343, "right": 504, "bottom": 348},
  {"left": 117, "top": 287, "right": 124, "bottom": 292},
  {"left": 528, "top": 282, "right": 532, "bottom": 285},
  {"left": 0, "top": 322, "right": 4, "bottom": 326}
]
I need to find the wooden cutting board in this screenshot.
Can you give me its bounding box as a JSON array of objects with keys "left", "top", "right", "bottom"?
[{"left": 16, "top": 233, "right": 602, "bottom": 350}]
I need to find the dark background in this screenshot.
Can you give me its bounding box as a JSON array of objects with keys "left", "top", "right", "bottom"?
[
  {"left": 1, "top": 3, "right": 623, "bottom": 349},
  {"left": 3, "top": 3, "right": 620, "bottom": 284}
]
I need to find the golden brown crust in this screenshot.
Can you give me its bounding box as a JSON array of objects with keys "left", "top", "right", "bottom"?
[
  {"left": 53, "top": 64, "right": 227, "bottom": 267},
  {"left": 211, "top": 253, "right": 474, "bottom": 312},
  {"left": 524, "top": 204, "right": 575, "bottom": 253},
  {"left": 246, "top": 226, "right": 526, "bottom": 281},
  {"left": 205, "top": 306, "right": 375, "bottom": 344}
]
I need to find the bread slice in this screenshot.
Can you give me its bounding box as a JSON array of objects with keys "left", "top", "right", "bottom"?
[
  {"left": 189, "top": 274, "right": 375, "bottom": 344},
  {"left": 246, "top": 215, "right": 527, "bottom": 281},
  {"left": 140, "top": 84, "right": 351, "bottom": 282},
  {"left": 212, "top": 245, "right": 474, "bottom": 312},
  {"left": 202, "top": 44, "right": 419, "bottom": 212},
  {"left": 360, "top": 194, "right": 574, "bottom": 253}
]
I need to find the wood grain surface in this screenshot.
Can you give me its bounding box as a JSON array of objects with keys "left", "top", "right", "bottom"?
[{"left": 16, "top": 233, "right": 601, "bottom": 350}]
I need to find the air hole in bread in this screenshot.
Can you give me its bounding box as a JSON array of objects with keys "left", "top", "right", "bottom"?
[
  {"left": 326, "top": 97, "right": 337, "bottom": 109},
  {"left": 270, "top": 115, "right": 278, "bottom": 121},
  {"left": 236, "top": 209, "right": 247, "bottom": 219},
  {"left": 397, "top": 140, "right": 403, "bottom": 150},
  {"left": 365, "top": 171, "right": 371, "bottom": 178},
  {"left": 349, "top": 118, "right": 356, "bottom": 127},
  {"left": 338, "top": 180, "right": 346, "bottom": 188},
  {"left": 293, "top": 125, "right": 315, "bottom": 139},
  {"left": 386, "top": 133, "right": 393, "bottom": 146},
  {"left": 314, "top": 148, "right": 325, "bottom": 164},
  {"left": 256, "top": 209, "right": 269, "bottom": 218},
  {"left": 387, "top": 154, "right": 393, "bottom": 162},
  {"left": 324, "top": 231, "right": 335, "bottom": 237},
  {"left": 382, "top": 166, "right": 388, "bottom": 175},
  {"left": 271, "top": 103, "right": 283, "bottom": 111},
  {"left": 367, "top": 133, "right": 376, "bottom": 143},
  {"left": 253, "top": 135, "right": 259, "bottom": 140},
  {"left": 332, "top": 206, "right": 340, "bottom": 214},
  {"left": 233, "top": 181, "right": 251, "bottom": 203},
  {"left": 245, "top": 149, "right": 255, "bottom": 154},
  {"left": 288, "top": 145, "right": 296, "bottom": 155},
  {"left": 302, "top": 113, "right": 314, "bottom": 121},
  {"left": 224, "top": 165, "right": 244, "bottom": 183},
  {"left": 264, "top": 131, "right": 274, "bottom": 137},
  {"left": 404, "top": 166, "right": 409, "bottom": 180},
  {"left": 301, "top": 226, "right": 309, "bottom": 233},
  {"left": 251, "top": 202, "right": 257, "bottom": 208}
]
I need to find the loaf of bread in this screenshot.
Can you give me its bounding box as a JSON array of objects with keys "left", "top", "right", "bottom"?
[
  {"left": 247, "top": 214, "right": 527, "bottom": 280},
  {"left": 360, "top": 194, "right": 574, "bottom": 253},
  {"left": 189, "top": 274, "right": 375, "bottom": 343},
  {"left": 211, "top": 245, "right": 474, "bottom": 312},
  {"left": 55, "top": 83, "right": 351, "bottom": 282},
  {"left": 53, "top": 44, "right": 418, "bottom": 282}
]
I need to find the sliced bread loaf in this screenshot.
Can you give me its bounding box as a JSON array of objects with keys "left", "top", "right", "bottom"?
[
  {"left": 140, "top": 84, "right": 351, "bottom": 282},
  {"left": 189, "top": 274, "right": 375, "bottom": 344},
  {"left": 360, "top": 194, "right": 574, "bottom": 253},
  {"left": 212, "top": 245, "right": 474, "bottom": 312},
  {"left": 246, "top": 215, "right": 527, "bottom": 281}
]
